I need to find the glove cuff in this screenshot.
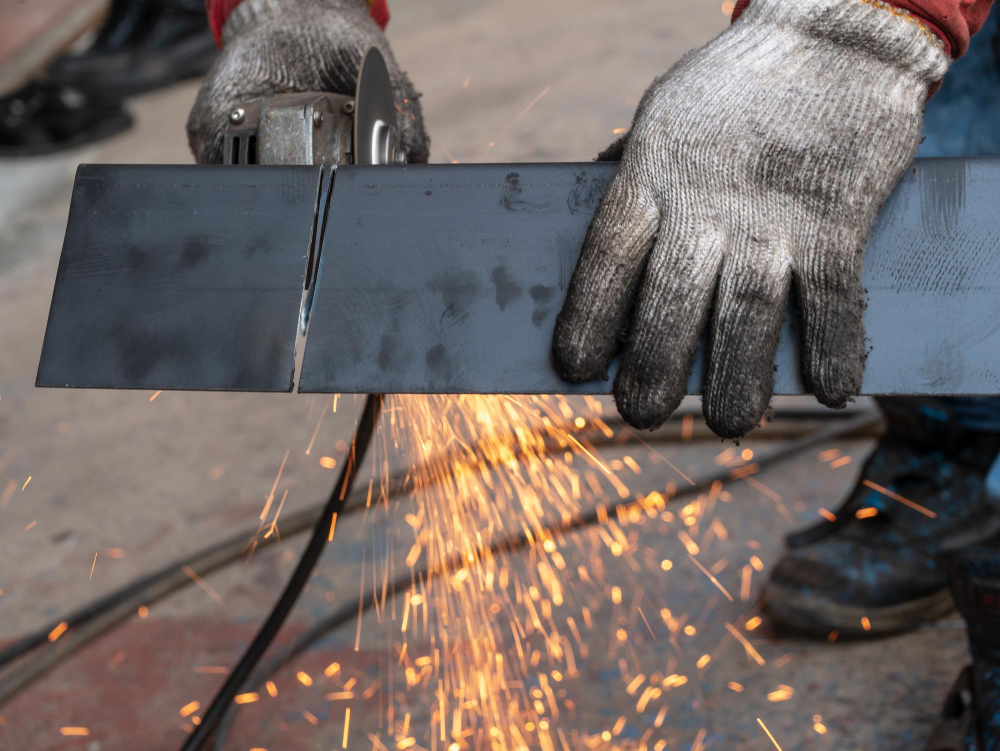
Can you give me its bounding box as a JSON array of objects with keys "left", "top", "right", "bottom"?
[
  {"left": 220, "top": 0, "right": 385, "bottom": 45},
  {"left": 737, "top": 0, "right": 950, "bottom": 84}
]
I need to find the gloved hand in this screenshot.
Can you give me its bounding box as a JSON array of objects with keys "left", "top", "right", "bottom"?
[
  {"left": 186, "top": 0, "right": 428, "bottom": 164},
  {"left": 552, "top": 0, "right": 949, "bottom": 438}
]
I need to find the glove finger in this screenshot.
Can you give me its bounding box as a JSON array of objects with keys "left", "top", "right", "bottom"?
[
  {"left": 796, "top": 229, "right": 867, "bottom": 408},
  {"left": 613, "top": 225, "right": 724, "bottom": 430},
  {"left": 552, "top": 168, "right": 659, "bottom": 382},
  {"left": 703, "top": 238, "right": 792, "bottom": 439}
]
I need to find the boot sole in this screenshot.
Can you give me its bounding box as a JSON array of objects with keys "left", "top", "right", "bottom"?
[{"left": 765, "top": 582, "right": 955, "bottom": 638}]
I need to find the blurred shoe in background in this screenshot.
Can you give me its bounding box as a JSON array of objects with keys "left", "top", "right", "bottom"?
[
  {"left": 924, "top": 543, "right": 1000, "bottom": 751},
  {"left": 764, "top": 401, "right": 1000, "bottom": 638},
  {"left": 0, "top": 0, "right": 216, "bottom": 157},
  {"left": 0, "top": 80, "right": 132, "bottom": 156},
  {"left": 49, "top": 0, "right": 217, "bottom": 98}
]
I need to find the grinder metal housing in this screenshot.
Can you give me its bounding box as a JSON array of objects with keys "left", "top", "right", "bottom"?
[{"left": 223, "top": 46, "right": 405, "bottom": 167}]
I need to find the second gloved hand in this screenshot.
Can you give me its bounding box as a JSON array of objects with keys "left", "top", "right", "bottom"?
[
  {"left": 186, "top": 0, "right": 428, "bottom": 165},
  {"left": 552, "top": 0, "right": 949, "bottom": 438}
]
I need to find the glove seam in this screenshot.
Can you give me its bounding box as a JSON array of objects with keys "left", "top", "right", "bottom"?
[
  {"left": 733, "top": 0, "right": 949, "bottom": 57},
  {"left": 858, "top": 0, "right": 947, "bottom": 53}
]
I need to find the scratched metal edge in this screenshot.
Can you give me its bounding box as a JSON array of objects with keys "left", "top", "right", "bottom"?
[
  {"left": 36, "top": 163, "right": 325, "bottom": 392},
  {"left": 299, "top": 158, "right": 1000, "bottom": 396}
]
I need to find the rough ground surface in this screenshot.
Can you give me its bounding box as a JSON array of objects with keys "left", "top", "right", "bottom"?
[{"left": 0, "top": 1, "right": 966, "bottom": 749}]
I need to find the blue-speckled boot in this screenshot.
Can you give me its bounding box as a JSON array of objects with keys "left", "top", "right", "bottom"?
[
  {"left": 925, "top": 544, "right": 1000, "bottom": 751},
  {"left": 765, "top": 398, "right": 1000, "bottom": 638}
]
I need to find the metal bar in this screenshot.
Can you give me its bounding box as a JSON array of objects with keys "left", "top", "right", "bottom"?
[
  {"left": 37, "top": 159, "right": 1000, "bottom": 395},
  {"left": 36, "top": 164, "right": 323, "bottom": 392},
  {"left": 300, "top": 158, "right": 1000, "bottom": 395}
]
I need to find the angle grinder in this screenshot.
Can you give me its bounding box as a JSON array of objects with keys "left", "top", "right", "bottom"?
[{"left": 223, "top": 46, "right": 405, "bottom": 167}]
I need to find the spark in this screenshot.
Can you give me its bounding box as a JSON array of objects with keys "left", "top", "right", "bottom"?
[
  {"left": 855, "top": 507, "right": 878, "bottom": 519},
  {"left": 266, "top": 681, "right": 278, "bottom": 697},
  {"left": 234, "top": 693, "right": 258, "bottom": 704},
  {"left": 682, "top": 414, "right": 694, "bottom": 441},
  {"left": 320, "top": 456, "right": 338, "bottom": 469},
  {"left": 296, "top": 671, "right": 313, "bottom": 687},
  {"left": 264, "top": 489, "right": 289, "bottom": 539},
  {"left": 302, "top": 710, "right": 319, "bottom": 725},
  {"left": 89, "top": 552, "right": 98, "bottom": 579},
  {"left": 830, "top": 456, "right": 853, "bottom": 468},
  {"left": 740, "top": 564, "right": 752, "bottom": 601},
  {"left": 767, "top": 685, "right": 794, "bottom": 702},
  {"left": 343, "top": 707, "right": 351, "bottom": 748},
  {"left": 260, "top": 450, "right": 290, "bottom": 521},
  {"left": 21, "top": 476, "right": 31, "bottom": 491},
  {"left": 757, "top": 718, "right": 784, "bottom": 751},
  {"left": 181, "top": 565, "right": 225, "bottom": 605},
  {"left": 687, "top": 554, "right": 734, "bottom": 602},
  {"left": 60, "top": 727, "right": 89, "bottom": 736},
  {"left": 862, "top": 479, "right": 937, "bottom": 518},
  {"left": 305, "top": 397, "right": 330, "bottom": 455},
  {"left": 137, "top": 605, "right": 149, "bottom": 618},
  {"left": 727, "top": 681, "right": 744, "bottom": 692},
  {"left": 861, "top": 616, "right": 872, "bottom": 631},
  {"left": 745, "top": 616, "right": 762, "bottom": 631},
  {"left": 725, "top": 622, "right": 765, "bottom": 665},
  {"left": 638, "top": 606, "right": 656, "bottom": 638},
  {"left": 149, "top": 390, "right": 161, "bottom": 401},
  {"left": 179, "top": 701, "right": 200, "bottom": 717},
  {"left": 818, "top": 508, "right": 837, "bottom": 522},
  {"left": 106, "top": 651, "right": 126, "bottom": 670},
  {"left": 489, "top": 85, "right": 552, "bottom": 148},
  {"left": 48, "top": 622, "right": 69, "bottom": 642},
  {"left": 24, "top": 520, "right": 36, "bottom": 531},
  {"left": 0, "top": 480, "right": 15, "bottom": 506}
]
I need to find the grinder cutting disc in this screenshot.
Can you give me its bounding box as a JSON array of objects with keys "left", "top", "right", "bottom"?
[{"left": 354, "top": 47, "right": 405, "bottom": 166}]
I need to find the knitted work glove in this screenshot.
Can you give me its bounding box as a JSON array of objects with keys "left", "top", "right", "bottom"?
[
  {"left": 552, "top": 0, "right": 949, "bottom": 438},
  {"left": 187, "top": 0, "right": 428, "bottom": 164}
]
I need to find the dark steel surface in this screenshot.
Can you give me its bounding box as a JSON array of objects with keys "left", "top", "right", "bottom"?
[
  {"left": 300, "top": 159, "right": 1000, "bottom": 395},
  {"left": 36, "top": 164, "right": 322, "bottom": 392}
]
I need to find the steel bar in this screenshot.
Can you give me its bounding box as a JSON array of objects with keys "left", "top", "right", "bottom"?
[{"left": 37, "top": 158, "right": 1000, "bottom": 395}]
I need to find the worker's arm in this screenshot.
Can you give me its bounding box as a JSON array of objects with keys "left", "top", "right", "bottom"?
[
  {"left": 553, "top": 0, "right": 993, "bottom": 438},
  {"left": 187, "top": 0, "right": 426, "bottom": 165}
]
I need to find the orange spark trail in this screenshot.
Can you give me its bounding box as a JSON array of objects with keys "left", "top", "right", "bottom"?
[
  {"left": 862, "top": 479, "right": 937, "bottom": 518},
  {"left": 687, "top": 554, "right": 734, "bottom": 602},
  {"left": 181, "top": 565, "right": 224, "bottom": 606},
  {"left": 725, "top": 622, "right": 765, "bottom": 666},
  {"left": 757, "top": 718, "right": 784, "bottom": 751}
]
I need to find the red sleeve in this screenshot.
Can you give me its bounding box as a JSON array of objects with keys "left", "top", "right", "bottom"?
[
  {"left": 206, "top": 0, "right": 390, "bottom": 47},
  {"left": 732, "top": 0, "right": 994, "bottom": 58}
]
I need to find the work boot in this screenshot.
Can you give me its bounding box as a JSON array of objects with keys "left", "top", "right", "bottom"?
[
  {"left": 765, "top": 398, "right": 1000, "bottom": 638},
  {"left": 925, "top": 543, "right": 1000, "bottom": 751},
  {"left": 49, "top": 0, "right": 217, "bottom": 98},
  {"left": 0, "top": 81, "right": 133, "bottom": 157}
]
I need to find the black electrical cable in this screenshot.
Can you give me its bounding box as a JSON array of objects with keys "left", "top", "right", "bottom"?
[
  {"left": 208, "top": 410, "right": 881, "bottom": 751},
  {"left": 179, "top": 394, "right": 384, "bottom": 751}
]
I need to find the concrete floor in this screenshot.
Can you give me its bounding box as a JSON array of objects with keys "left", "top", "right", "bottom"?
[{"left": 0, "top": 1, "right": 968, "bottom": 749}]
